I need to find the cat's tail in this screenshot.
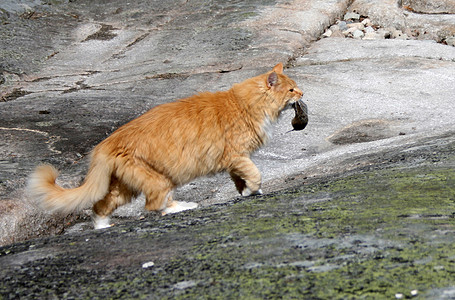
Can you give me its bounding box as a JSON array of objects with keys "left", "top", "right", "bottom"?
[{"left": 28, "top": 151, "right": 113, "bottom": 214}]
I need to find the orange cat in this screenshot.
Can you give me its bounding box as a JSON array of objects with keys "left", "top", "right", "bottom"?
[{"left": 28, "top": 63, "right": 303, "bottom": 229}]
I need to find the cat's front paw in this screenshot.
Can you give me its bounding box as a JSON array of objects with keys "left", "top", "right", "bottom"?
[{"left": 241, "top": 188, "right": 263, "bottom": 197}]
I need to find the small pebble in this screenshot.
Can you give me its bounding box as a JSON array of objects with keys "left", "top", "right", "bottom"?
[
  {"left": 322, "top": 29, "right": 332, "bottom": 38},
  {"left": 411, "top": 290, "right": 418, "bottom": 296},
  {"left": 365, "top": 26, "right": 375, "bottom": 33},
  {"left": 343, "top": 27, "right": 358, "bottom": 35},
  {"left": 329, "top": 24, "right": 340, "bottom": 32},
  {"left": 353, "top": 29, "right": 364, "bottom": 39},
  {"left": 445, "top": 36, "right": 455, "bottom": 46},
  {"left": 344, "top": 12, "right": 360, "bottom": 21},
  {"left": 337, "top": 21, "right": 348, "bottom": 31},
  {"left": 395, "top": 293, "right": 403, "bottom": 299},
  {"left": 322, "top": 14, "right": 424, "bottom": 42},
  {"left": 361, "top": 18, "right": 372, "bottom": 26},
  {"left": 173, "top": 280, "right": 197, "bottom": 290},
  {"left": 347, "top": 22, "right": 365, "bottom": 31},
  {"left": 142, "top": 261, "right": 155, "bottom": 269},
  {"left": 331, "top": 30, "right": 345, "bottom": 38}
]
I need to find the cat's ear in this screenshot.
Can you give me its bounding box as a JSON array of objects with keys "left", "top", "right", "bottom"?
[
  {"left": 267, "top": 72, "right": 278, "bottom": 88},
  {"left": 272, "top": 63, "right": 283, "bottom": 74}
]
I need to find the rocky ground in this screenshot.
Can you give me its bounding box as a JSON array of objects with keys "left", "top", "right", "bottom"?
[
  {"left": 1, "top": 0, "right": 455, "bottom": 298},
  {"left": 1, "top": 132, "right": 454, "bottom": 299}
]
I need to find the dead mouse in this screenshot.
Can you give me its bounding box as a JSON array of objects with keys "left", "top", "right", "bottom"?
[{"left": 291, "top": 99, "right": 308, "bottom": 131}]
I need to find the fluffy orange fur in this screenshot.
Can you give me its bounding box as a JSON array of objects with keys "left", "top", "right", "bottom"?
[{"left": 28, "top": 63, "right": 303, "bottom": 228}]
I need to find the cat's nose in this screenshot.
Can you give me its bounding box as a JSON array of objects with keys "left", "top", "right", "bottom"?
[{"left": 295, "top": 87, "right": 303, "bottom": 97}]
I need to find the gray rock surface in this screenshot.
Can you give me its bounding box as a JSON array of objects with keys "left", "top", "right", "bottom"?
[
  {"left": 403, "top": 0, "right": 455, "bottom": 14},
  {"left": 0, "top": 0, "right": 352, "bottom": 245},
  {"left": 1, "top": 0, "right": 455, "bottom": 298},
  {"left": 1, "top": 133, "right": 454, "bottom": 298},
  {"left": 0, "top": 0, "right": 454, "bottom": 249}
]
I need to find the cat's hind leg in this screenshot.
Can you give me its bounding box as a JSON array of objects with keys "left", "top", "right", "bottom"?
[
  {"left": 122, "top": 163, "right": 197, "bottom": 214},
  {"left": 92, "top": 176, "right": 135, "bottom": 229},
  {"left": 229, "top": 156, "right": 263, "bottom": 196},
  {"left": 127, "top": 166, "right": 173, "bottom": 212},
  {"left": 116, "top": 160, "right": 198, "bottom": 217}
]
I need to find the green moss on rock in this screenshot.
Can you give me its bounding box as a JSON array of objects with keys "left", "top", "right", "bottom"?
[{"left": 1, "top": 152, "right": 455, "bottom": 299}]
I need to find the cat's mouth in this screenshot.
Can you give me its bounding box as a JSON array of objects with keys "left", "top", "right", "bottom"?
[
  {"left": 284, "top": 97, "right": 300, "bottom": 111},
  {"left": 290, "top": 99, "right": 302, "bottom": 109}
]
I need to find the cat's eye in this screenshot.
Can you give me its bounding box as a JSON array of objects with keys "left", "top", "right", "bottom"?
[{"left": 289, "top": 88, "right": 294, "bottom": 92}]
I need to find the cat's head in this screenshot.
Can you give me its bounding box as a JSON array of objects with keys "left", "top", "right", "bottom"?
[
  {"left": 234, "top": 63, "right": 303, "bottom": 121},
  {"left": 264, "top": 63, "right": 303, "bottom": 112}
]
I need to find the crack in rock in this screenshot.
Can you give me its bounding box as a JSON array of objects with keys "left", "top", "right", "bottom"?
[
  {"left": 0, "top": 127, "right": 61, "bottom": 154},
  {"left": 82, "top": 24, "right": 118, "bottom": 42}
]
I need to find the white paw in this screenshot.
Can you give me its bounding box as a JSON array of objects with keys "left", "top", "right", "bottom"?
[
  {"left": 241, "top": 188, "right": 263, "bottom": 197},
  {"left": 93, "top": 215, "right": 112, "bottom": 229},
  {"left": 161, "top": 201, "right": 198, "bottom": 216}
]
